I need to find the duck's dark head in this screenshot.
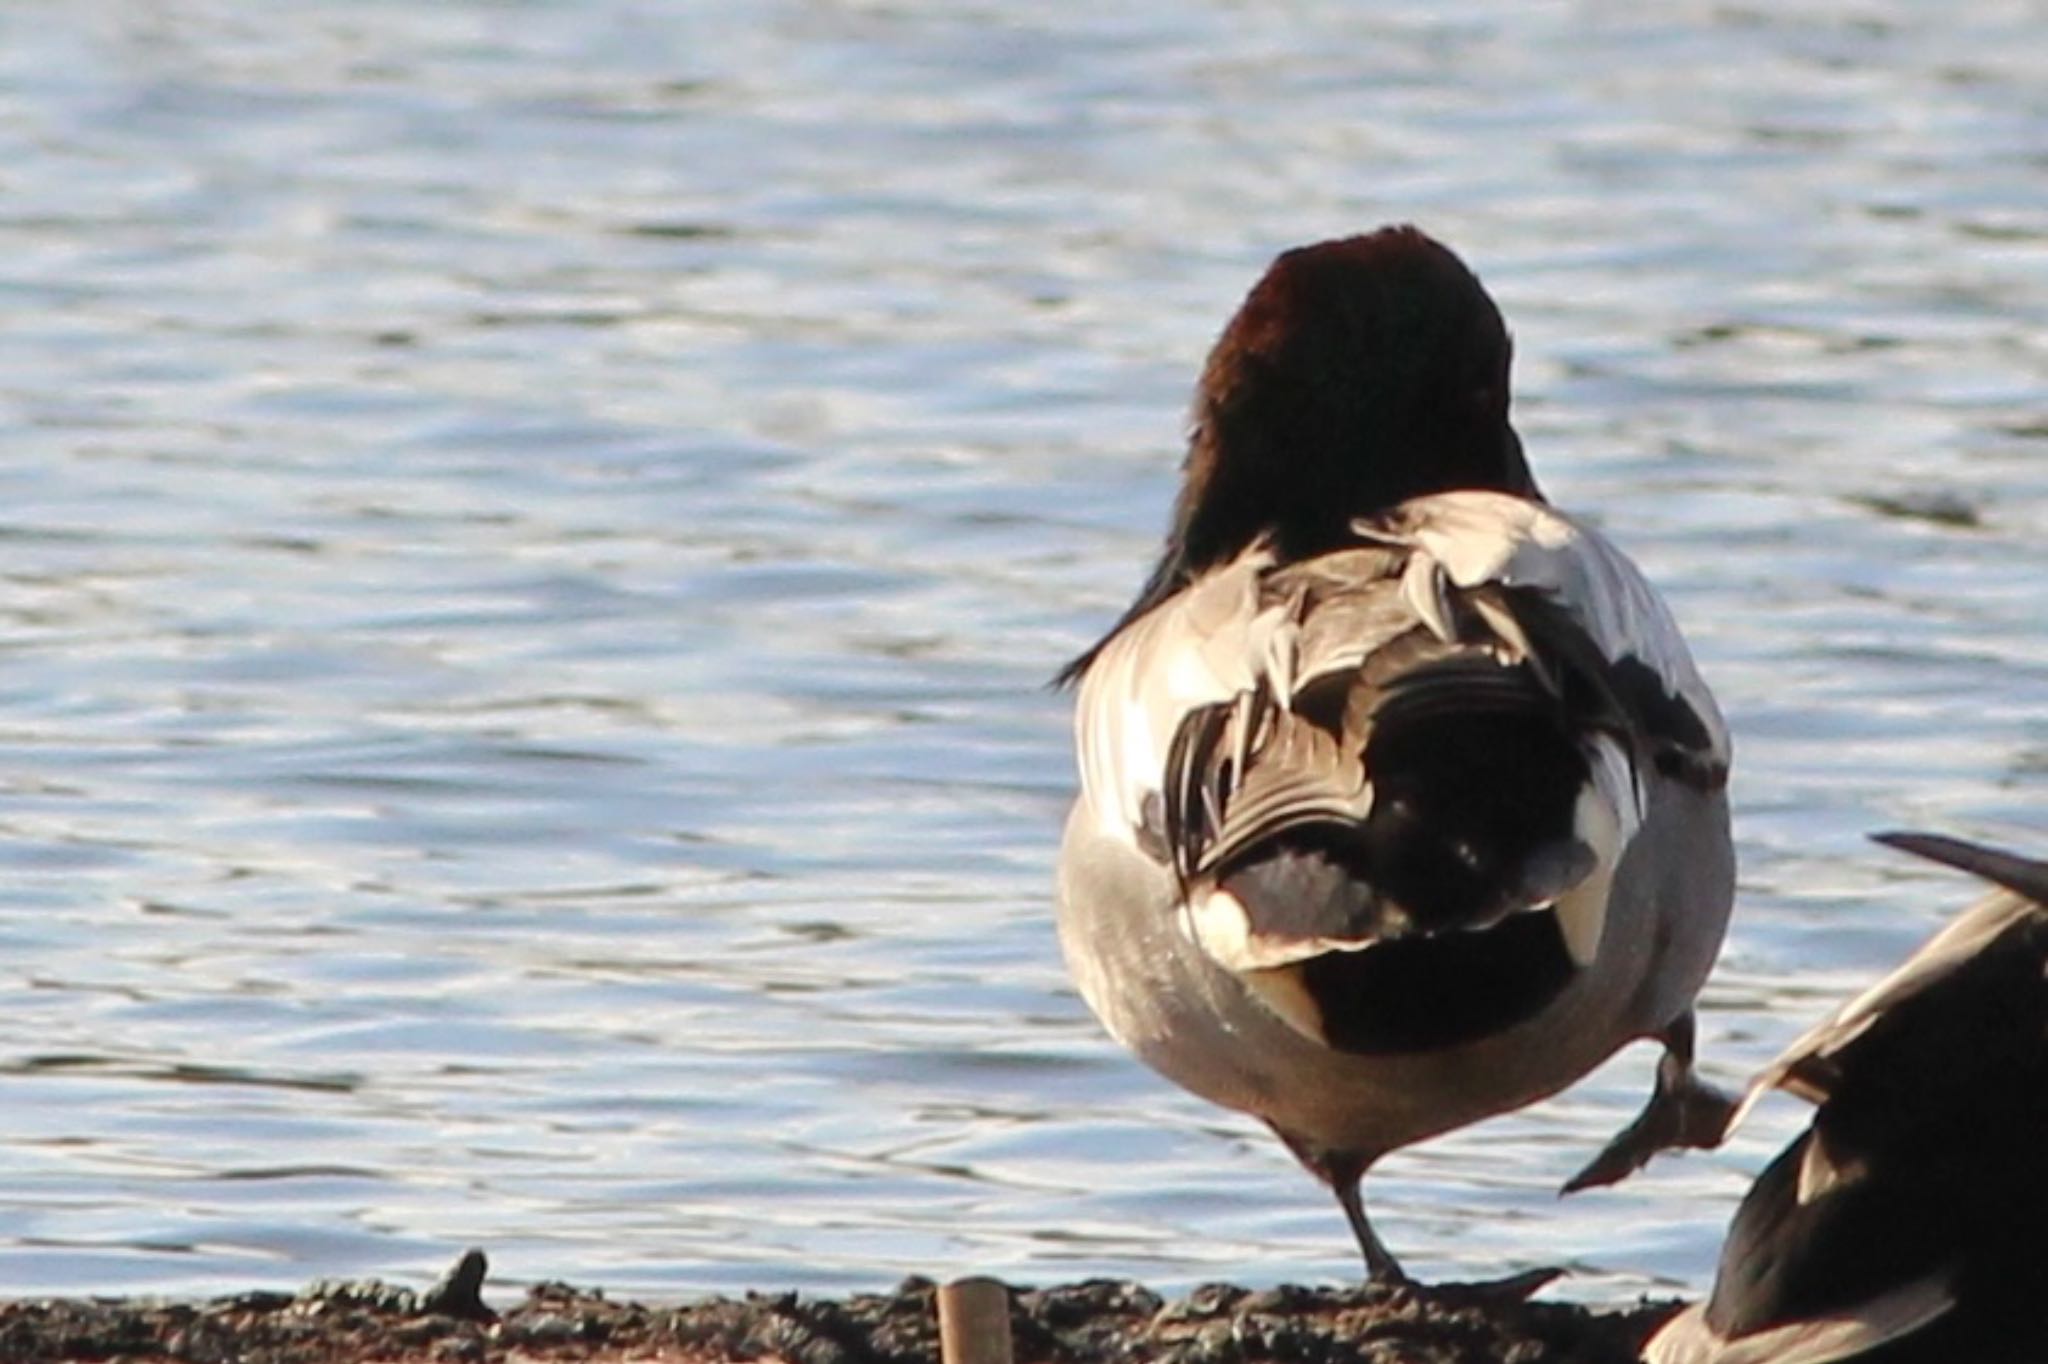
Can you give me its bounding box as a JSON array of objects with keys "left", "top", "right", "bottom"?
[
  {"left": 1170, "top": 226, "right": 1534, "bottom": 577},
  {"left": 1059, "top": 227, "right": 1534, "bottom": 686}
]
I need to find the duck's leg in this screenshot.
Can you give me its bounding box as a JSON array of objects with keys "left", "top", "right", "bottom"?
[
  {"left": 1562, "top": 1010, "right": 1738, "bottom": 1194},
  {"left": 1271, "top": 1129, "right": 1408, "bottom": 1281},
  {"left": 1330, "top": 1157, "right": 1408, "bottom": 1283},
  {"left": 1272, "top": 1127, "right": 1560, "bottom": 1298}
]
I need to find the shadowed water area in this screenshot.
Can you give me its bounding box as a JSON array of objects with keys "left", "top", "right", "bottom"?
[{"left": 0, "top": 0, "right": 2043, "bottom": 1307}]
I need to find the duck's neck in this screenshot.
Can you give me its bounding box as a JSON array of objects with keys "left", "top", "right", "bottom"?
[{"left": 1160, "top": 423, "right": 1539, "bottom": 589}]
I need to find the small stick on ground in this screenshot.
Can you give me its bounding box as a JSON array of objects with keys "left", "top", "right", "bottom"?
[{"left": 937, "top": 1276, "right": 1013, "bottom": 1364}]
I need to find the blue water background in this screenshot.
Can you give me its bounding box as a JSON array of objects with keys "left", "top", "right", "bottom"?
[{"left": 0, "top": 0, "right": 2042, "bottom": 1302}]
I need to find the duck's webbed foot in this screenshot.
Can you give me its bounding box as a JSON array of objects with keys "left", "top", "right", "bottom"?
[
  {"left": 1398, "top": 1267, "right": 1565, "bottom": 1302},
  {"left": 1562, "top": 1011, "right": 1737, "bottom": 1195}
]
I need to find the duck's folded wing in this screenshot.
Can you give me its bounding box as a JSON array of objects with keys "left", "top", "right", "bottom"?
[
  {"left": 1357, "top": 488, "right": 1729, "bottom": 781},
  {"left": 1672, "top": 1121, "right": 1966, "bottom": 1359},
  {"left": 1165, "top": 701, "right": 1373, "bottom": 886},
  {"left": 1644, "top": 1272, "right": 1955, "bottom": 1364},
  {"left": 1081, "top": 490, "right": 1729, "bottom": 980},
  {"left": 1160, "top": 600, "right": 1616, "bottom": 967},
  {"left": 1071, "top": 548, "right": 1288, "bottom": 848},
  {"left": 1729, "top": 833, "right": 2048, "bottom": 1128}
]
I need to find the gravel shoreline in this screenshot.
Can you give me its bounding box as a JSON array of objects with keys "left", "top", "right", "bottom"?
[{"left": 0, "top": 1251, "right": 1678, "bottom": 1363}]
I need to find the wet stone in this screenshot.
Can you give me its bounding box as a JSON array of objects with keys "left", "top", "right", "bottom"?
[
  {"left": 1167, "top": 1283, "right": 1253, "bottom": 1319},
  {"left": 418, "top": 1249, "right": 494, "bottom": 1322}
]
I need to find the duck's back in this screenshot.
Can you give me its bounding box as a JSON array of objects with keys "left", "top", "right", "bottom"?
[{"left": 1061, "top": 490, "right": 1731, "bottom": 1112}]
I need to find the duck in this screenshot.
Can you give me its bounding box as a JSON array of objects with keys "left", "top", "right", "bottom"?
[
  {"left": 1054, "top": 225, "right": 1737, "bottom": 1285},
  {"left": 1643, "top": 833, "right": 2048, "bottom": 1364}
]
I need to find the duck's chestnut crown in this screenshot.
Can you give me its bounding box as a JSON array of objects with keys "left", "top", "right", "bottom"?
[
  {"left": 1057, "top": 227, "right": 1535, "bottom": 687},
  {"left": 1168, "top": 226, "right": 1535, "bottom": 578}
]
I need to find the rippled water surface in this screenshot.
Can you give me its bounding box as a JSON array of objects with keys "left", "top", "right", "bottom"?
[{"left": 1, "top": 0, "right": 2044, "bottom": 1304}]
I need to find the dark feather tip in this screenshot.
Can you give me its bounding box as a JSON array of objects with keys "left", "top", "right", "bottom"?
[{"left": 1872, "top": 831, "right": 2048, "bottom": 905}]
